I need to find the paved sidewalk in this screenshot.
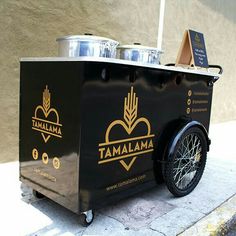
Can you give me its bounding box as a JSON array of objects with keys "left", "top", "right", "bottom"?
[{"left": 0, "top": 121, "right": 236, "bottom": 236}]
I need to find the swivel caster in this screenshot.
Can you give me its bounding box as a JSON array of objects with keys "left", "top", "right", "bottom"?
[
  {"left": 79, "top": 210, "right": 94, "bottom": 226},
  {"left": 32, "top": 189, "right": 45, "bottom": 199}
]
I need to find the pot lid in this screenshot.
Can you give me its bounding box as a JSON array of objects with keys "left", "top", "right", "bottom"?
[
  {"left": 56, "top": 34, "right": 119, "bottom": 44},
  {"left": 117, "top": 44, "right": 163, "bottom": 52}
]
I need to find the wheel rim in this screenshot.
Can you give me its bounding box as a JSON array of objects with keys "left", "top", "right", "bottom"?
[{"left": 173, "top": 133, "right": 202, "bottom": 190}]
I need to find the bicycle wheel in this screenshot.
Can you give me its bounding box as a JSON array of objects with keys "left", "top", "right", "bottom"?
[{"left": 164, "top": 127, "right": 207, "bottom": 197}]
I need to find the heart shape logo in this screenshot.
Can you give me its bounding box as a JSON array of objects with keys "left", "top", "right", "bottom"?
[
  {"left": 105, "top": 117, "right": 151, "bottom": 171},
  {"left": 98, "top": 87, "right": 155, "bottom": 171},
  {"left": 32, "top": 86, "right": 62, "bottom": 143}
]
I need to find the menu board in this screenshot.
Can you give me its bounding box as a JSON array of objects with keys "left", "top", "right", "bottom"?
[
  {"left": 189, "top": 30, "right": 208, "bottom": 68},
  {"left": 176, "top": 29, "right": 209, "bottom": 68}
]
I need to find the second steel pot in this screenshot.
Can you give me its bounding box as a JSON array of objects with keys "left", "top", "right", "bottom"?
[
  {"left": 117, "top": 43, "right": 162, "bottom": 64},
  {"left": 56, "top": 35, "right": 119, "bottom": 58}
]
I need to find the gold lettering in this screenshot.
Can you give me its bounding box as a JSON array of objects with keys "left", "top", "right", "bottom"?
[
  {"left": 128, "top": 143, "right": 133, "bottom": 152},
  {"left": 105, "top": 147, "right": 112, "bottom": 158},
  {"left": 134, "top": 142, "right": 140, "bottom": 151},
  {"left": 98, "top": 138, "right": 154, "bottom": 160},
  {"left": 99, "top": 147, "right": 106, "bottom": 159},
  {"left": 32, "top": 119, "right": 62, "bottom": 135},
  {"left": 52, "top": 126, "right": 57, "bottom": 133},
  {"left": 34, "top": 168, "right": 56, "bottom": 182},
  {"left": 141, "top": 140, "right": 148, "bottom": 149},
  {"left": 113, "top": 146, "right": 121, "bottom": 156},
  {"left": 122, "top": 144, "right": 128, "bottom": 154},
  {"left": 58, "top": 127, "right": 62, "bottom": 135},
  {"left": 97, "top": 87, "right": 155, "bottom": 171},
  {"left": 49, "top": 124, "right": 53, "bottom": 132},
  {"left": 38, "top": 122, "right": 43, "bottom": 129},
  {"left": 148, "top": 139, "right": 154, "bottom": 148},
  {"left": 31, "top": 86, "right": 63, "bottom": 143}
]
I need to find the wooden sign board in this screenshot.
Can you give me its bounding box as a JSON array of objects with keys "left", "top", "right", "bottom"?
[{"left": 176, "top": 29, "right": 209, "bottom": 68}]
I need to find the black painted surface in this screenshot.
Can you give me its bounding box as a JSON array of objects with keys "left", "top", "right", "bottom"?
[
  {"left": 20, "top": 62, "right": 83, "bottom": 212},
  {"left": 19, "top": 61, "right": 214, "bottom": 213}
]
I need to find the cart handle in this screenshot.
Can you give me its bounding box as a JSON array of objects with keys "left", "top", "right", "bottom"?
[
  {"left": 165, "top": 63, "right": 175, "bottom": 66},
  {"left": 165, "top": 63, "right": 223, "bottom": 75},
  {"left": 164, "top": 63, "right": 196, "bottom": 67},
  {"left": 208, "top": 65, "right": 223, "bottom": 75}
]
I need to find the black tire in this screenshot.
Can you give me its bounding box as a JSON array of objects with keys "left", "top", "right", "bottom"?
[
  {"left": 79, "top": 210, "right": 94, "bottom": 227},
  {"left": 32, "top": 190, "right": 45, "bottom": 199},
  {"left": 164, "top": 127, "right": 207, "bottom": 197}
]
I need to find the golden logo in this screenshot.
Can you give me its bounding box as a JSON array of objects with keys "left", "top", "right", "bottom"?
[
  {"left": 98, "top": 87, "right": 155, "bottom": 171},
  {"left": 195, "top": 33, "right": 200, "bottom": 43},
  {"left": 42, "top": 152, "right": 49, "bottom": 164},
  {"left": 32, "top": 86, "right": 62, "bottom": 143},
  {"left": 32, "top": 148, "right": 39, "bottom": 160},
  {"left": 31, "top": 148, "right": 61, "bottom": 170},
  {"left": 53, "top": 157, "right": 61, "bottom": 169}
]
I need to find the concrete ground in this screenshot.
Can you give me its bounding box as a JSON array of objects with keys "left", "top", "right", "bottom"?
[
  {"left": 0, "top": 121, "right": 236, "bottom": 236},
  {"left": 227, "top": 221, "right": 236, "bottom": 236}
]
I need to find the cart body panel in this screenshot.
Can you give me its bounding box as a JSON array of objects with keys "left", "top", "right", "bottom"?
[
  {"left": 20, "top": 62, "right": 83, "bottom": 212},
  {"left": 19, "top": 60, "right": 214, "bottom": 213}
]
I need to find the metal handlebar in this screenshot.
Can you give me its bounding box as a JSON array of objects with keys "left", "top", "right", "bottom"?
[
  {"left": 165, "top": 63, "right": 223, "bottom": 75},
  {"left": 165, "top": 63, "right": 175, "bottom": 67},
  {"left": 208, "top": 65, "right": 223, "bottom": 75}
]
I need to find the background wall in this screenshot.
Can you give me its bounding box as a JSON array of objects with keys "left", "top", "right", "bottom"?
[{"left": 0, "top": 0, "right": 235, "bottom": 162}]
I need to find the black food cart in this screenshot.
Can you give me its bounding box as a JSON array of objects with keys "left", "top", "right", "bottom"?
[{"left": 19, "top": 56, "right": 222, "bottom": 225}]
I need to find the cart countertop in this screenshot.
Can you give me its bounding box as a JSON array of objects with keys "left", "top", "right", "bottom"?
[{"left": 20, "top": 57, "right": 220, "bottom": 78}]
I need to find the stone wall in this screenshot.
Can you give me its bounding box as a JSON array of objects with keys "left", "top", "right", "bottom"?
[{"left": 0, "top": 0, "right": 235, "bottom": 162}]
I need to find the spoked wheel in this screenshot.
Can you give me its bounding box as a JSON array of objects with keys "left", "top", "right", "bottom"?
[
  {"left": 164, "top": 127, "right": 207, "bottom": 197},
  {"left": 79, "top": 210, "right": 94, "bottom": 227}
]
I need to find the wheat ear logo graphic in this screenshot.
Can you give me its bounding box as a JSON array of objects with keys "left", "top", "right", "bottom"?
[
  {"left": 98, "top": 87, "right": 155, "bottom": 171},
  {"left": 123, "top": 87, "right": 138, "bottom": 134},
  {"left": 32, "top": 86, "right": 62, "bottom": 143},
  {"left": 195, "top": 33, "right": 200, "bottom": 43},
  {"left": 43, "top": 86, "right": 51, "bottom": 113}
]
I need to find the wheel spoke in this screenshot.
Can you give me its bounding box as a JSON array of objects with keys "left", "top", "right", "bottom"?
[{"left": 173, "top": 133, "right": 203, "bottom": 190}]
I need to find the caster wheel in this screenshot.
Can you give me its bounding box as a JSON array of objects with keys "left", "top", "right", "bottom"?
[
  {"left": 32, "top": 190, "right": 45, "bottom": 199},
  {"left": 20, "top": 183, "right": 31, "bottom": 197},
  {"left": 79, "top": 210, "right": 94, "bottom": 226}
]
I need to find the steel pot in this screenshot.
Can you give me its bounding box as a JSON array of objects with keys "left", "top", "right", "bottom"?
[
  {"left": 117, "top": 43, "right": 162, "bottom": 64},
  {"left": 56, "top": 34, "right": 119, "bottom": 58}
]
